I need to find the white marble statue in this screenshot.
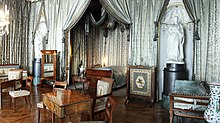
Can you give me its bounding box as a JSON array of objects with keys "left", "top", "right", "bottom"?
[
  {"left": 166, "top": 16, "right": 185, "bottom": 64},
  {"left": 34, "top": 21, "right": 47, "bottom": 58}
]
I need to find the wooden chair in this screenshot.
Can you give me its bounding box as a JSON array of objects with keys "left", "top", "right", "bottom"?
[
  {"left": 37, "top": 81, "right": 68, "bottom": 123},
  {"left": 9, "top": 75, "right": 33, "bottom": 111},
  {"left": 53, "top": 81, "right": 68, "bottom": 92},
  {"left": 81, "top": 96, "right": 116, "bottom": 123},
  {"left": 89, "top": 77, "right": 114, "bottom": 120},
  {"left": 8, "top": 69, "right": 23, "bottom": 90}
]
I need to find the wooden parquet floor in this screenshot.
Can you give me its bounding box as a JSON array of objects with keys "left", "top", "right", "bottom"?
[{"left": 0, "top": 85, "right": 169, "bottom": 123}]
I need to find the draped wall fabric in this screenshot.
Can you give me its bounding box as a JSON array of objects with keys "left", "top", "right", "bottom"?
[
  {"left": 6, "top": 0, "right": 30, "bottom": 68},
  {"left": 129, "top": 0, "right": 163, "bottom": 66},
  {"left": 194, "top": 0, "right": 220, "bottom": 83},
  {"left": 86, "top": 24, "right": 129, "bottom": 68},
  {"left": 99, "top": 0, "right": 132, "bottom": 25}
]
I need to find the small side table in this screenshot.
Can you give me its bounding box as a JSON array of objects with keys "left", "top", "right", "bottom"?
[{"left": 72, "top": 76, "right": 87, "bottom": 91}]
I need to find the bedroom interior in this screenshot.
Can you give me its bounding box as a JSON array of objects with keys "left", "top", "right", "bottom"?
[{"left": 0, "top": 0, "right": 220, "bottom": 123}]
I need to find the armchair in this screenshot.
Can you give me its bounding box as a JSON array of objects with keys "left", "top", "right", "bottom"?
[
  {"left": 90, "top": 77, "right": 114, "bottom": 120},
  {"left": 81, "top": 96, "right": 116, "bottom": 123}
]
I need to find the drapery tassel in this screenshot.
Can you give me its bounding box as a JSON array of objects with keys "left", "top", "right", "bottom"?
[{"left": 153, "top": 21, "right": 158, "bottom": 41}]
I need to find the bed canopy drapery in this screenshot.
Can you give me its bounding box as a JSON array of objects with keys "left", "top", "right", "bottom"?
[{"left": 30, "top": 0, "right": 132, "bottom": 81}]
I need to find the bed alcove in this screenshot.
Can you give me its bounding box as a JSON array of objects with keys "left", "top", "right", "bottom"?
[{"left": 68, "top": 0, "right": 130, "bottom": 89}]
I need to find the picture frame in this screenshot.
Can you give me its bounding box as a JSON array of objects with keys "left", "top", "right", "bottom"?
[{"left": 130, "top": 68, "right": 152, "bottom": 96}]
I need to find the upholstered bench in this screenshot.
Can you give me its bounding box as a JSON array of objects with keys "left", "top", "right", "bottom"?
[
  {"left": 169, "top": 80, "right": 210, "bottom": 123},
  {"left": 9, "top": 90, "right": 31, "bottom": 110}
]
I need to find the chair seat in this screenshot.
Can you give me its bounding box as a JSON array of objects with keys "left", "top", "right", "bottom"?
[
  {"left": 9, "top": 90, "right": 30, "bottom": 98},
  {"left": 94, "top": 99, "right": 106, "bottom": 112}
]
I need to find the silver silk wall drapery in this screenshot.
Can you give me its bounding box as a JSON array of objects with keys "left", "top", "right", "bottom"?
[
  {"left": 194, "top": 0, "right": 220, "bottom": 83},
  {"left": 30, "top": 0, "right": 90, "bottom": 79},
  {"left": 129, "top": 0, "right": 163, "bottom": 66},
  {"left": 0, "top": 0, "right": 30, "bottom": 69}
]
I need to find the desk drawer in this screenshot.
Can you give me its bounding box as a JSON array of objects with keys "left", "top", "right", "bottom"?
[
  {"left": 65, "top": 100, "right": 92, "bottom": 116},
  {"left": 43, "top": 96, "right": 54, "bottom": 111}
]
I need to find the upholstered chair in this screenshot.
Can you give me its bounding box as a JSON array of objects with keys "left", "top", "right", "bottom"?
[
  {"left": 90, "top": 77, "right": 114, "bottom": 120},
  {"left": 8, "top": 69, "right": 23, "bottom": 90},
  {"left": 9, "top": 75, "right": 33, "bottom": 111},
  {"left": 81, "top": 96, "right": 116, "bottom": 123}
]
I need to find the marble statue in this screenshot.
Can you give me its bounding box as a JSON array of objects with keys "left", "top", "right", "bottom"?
[{"left": 166, "top": 16, "right": 185, "bottom": 64}]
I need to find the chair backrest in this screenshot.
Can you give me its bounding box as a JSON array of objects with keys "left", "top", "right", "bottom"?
[
  {"left": 8, "top": 69, "right": 23, "bottom": 80},
  {"left": 53, "top": 81, "right": 68, "bottom": 92},
  {"left": 96, "top": 77, "right": 114, "bottom": 96},
  {"left": 105, "top": 97, "right": 116, "bottom": 123},
  {"left": 26, "top": 76, "right": 33, "bottom": 91},
  {"left": 8, "top": 69, "right": 23, "bottom": 90}
]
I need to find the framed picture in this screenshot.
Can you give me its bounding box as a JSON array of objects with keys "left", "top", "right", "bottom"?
[{"left": 130, "top": 68, "right": 152, "bottom": 97}]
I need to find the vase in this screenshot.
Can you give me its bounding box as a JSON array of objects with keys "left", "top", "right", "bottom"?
[{"left": 204, "top": 83, "right": 220, "bottom": 122}]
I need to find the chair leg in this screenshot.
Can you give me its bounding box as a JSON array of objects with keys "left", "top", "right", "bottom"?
[
  {"left": 28, "top": 96, "right": 32, "bottom": 107},
  {"left": 10, "top": 97, "right": 11, "bottom": 107},
  {"left": 38, "top": 108, "right": 40, "bottom": 123},
  {"left": 12, "top": 98, "right": 16, "bottom": 111},
  {"left": 24, "top": 97, "right": 28, "bottom": 104}
]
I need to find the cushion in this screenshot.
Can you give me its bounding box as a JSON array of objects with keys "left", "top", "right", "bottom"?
[
  {"left": 97, "top": 80, "right": 111, "bottom": 96},
  {"left": 8, "top": 70, "right": 22, "bottom": 80},
  {"left": 9, "top": 90, "right": 30, "bottom": 98},
  {"left": 94, "top": 99, "right": 106, "bottom": 112}
]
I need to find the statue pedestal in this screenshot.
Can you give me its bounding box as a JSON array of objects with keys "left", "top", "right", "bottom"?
[{"left": 162, "top": 63, "right": 188, "bottom": 110}]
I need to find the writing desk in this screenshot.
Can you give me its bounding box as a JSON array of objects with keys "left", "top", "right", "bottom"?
[{"left": 43, "top": 90, "right": 92, "bottom": 123}]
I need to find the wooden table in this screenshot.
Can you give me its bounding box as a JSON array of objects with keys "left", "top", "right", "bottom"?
[
  {"left": 0, "top": 78, "right": 17, "bottom": 109},
  {"left": 72, "top": 76, "right": 87, "bottom": 91},
  {"left": 42, "top": 90, "right": 92, "bottom": 123}
]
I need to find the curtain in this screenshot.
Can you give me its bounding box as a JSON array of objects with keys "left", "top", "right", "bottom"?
[
  {"left": 194, "top": 0, "right": 220, "bottom": 83},
  {"left": 99, "top": 0, "right": 131, "bottom": 25},
  {"left": 7, "top": 0, "right": 30, "bottom": 68},
  {"left": 89, "top": 8, "right": 107, "bottom": 27},
  {"left": 62, "top": 0, "right": 90, "bottom": 31},
  {"left": 128, "top": 0, "right": 163, "bottom": 66}
]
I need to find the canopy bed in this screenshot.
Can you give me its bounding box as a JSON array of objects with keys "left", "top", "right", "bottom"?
[{"left": 86, "top": 65, "right": 127, "bottom": 89}]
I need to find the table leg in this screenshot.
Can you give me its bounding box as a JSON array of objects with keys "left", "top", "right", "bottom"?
[
  {"left": 0, "top": 86, "right": 2, "bottom": 109},
  {"left": 59, "top": 118, "right": 65, "bottom": 123},
  {"left": 52, "top": 113, "right": 55, "bottom": 123},
  {"left": 43, "top": 104, "right": 46, "bottom": 122}
]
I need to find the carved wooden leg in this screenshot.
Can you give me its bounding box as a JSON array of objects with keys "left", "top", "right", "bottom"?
[
  {"left": 52, "top": 113, "right": 55, "bottom": 123},
  {"left": 24, "top": 96, "right": 28, "bottom": 104},
  {"left": 38, "top": 109, "right": 40, "bottom": 123},
  {"left": 12, "top": 98, "right": 16, "bottom": 111}
]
